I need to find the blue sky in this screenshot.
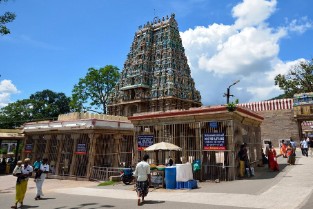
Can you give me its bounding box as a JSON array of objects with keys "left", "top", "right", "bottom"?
[{"left": 1, "top": 0, "right": 313, "bottom": 108}]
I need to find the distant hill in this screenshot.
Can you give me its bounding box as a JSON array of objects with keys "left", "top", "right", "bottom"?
[{"left": 269, "top": 94, "right": 291, "bottom": 100}]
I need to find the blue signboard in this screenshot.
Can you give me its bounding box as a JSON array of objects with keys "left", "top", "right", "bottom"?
[
  {"left": 209, "top": 122, "right": 218, "bottom": 128},
  {"left": 138, "top": 135, "right": 154, "bottom": 151},
  {"left": 24, "top": 144, "right": 33, "bottom": 153},
  {"left": 203, "top": 133, "right": 226, "bottom": 150},
  {"left": 75, "top": 143, "right": 87, "bottom": 155}
]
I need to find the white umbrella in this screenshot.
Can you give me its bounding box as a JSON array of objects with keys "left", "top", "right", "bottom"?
[{"left": 145, "top": 142, "right": 182, "bottom": 151}]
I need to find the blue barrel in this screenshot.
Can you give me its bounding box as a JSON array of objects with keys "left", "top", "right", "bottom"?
[
  {"left": 165, "top": 167, "right": 176, "bottom": 189},
  {"left": 123, "top": 168, "right": 132, "bottom": 175}
]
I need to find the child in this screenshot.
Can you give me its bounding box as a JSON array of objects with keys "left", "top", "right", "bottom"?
[
  {"left": 33, "top": 158, "right": 42, "bottom": 181},
  {"left": 13, "top": 160, "right": 23, "bottom": 184}
]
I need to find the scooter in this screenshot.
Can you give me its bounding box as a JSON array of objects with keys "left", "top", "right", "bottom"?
[{"left": 120, "top": 168, "right": 134, "bottom": 185}]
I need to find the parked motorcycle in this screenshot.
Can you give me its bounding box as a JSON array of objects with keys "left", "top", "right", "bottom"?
[{"left": 120, "top": 168, "right": 134, "bottom": 185}]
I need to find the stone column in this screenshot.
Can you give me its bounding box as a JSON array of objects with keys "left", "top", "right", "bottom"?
[
  {"left": 44, "top": 135, "right": 52, "bottom": 158},
  {"left": 69, "top": 133, "right": 80, "bottom": 176},
  {"left": 195, "top": 122, "right": 203, "bottom": 181},
  {"left": 113, "top": 134, "right": 122, "bottom": 167},
  {"left": 133, "top": 128, "right": 138, "bottom": 166},
  {"left": 32, "top": 135, "right": 40, "bottom": 162},
  {"left": 55, "top": 135, "right": 63, "bottom": 175},
  {"left": 86, "top": 133, "right": 100, "bottom": 179}
]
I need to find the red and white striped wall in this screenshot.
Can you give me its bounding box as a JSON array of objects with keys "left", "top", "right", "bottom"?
[
  {"left": 302, "top": 121, "right": 313, "bottom": 126},
  {"left": 238, "top": 99, "right": 293, "bottom": 112}
]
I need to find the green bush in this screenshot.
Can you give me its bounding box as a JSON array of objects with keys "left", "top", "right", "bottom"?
[{"left": 0, "top": 148, "right": 8, "bottom": 154}]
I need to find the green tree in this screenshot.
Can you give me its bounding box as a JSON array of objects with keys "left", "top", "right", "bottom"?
[
  {"left": 70, "top": 65, "right": 120, "bottom": 114},
  {"left": 0, "top": 0, "right": 16, "bottom": 35},
  {"left": 29, "top": 89, "right": 71, "bottom": 120},
  {"left": 0, "top": 99, "right": 33, "bottom": 128},
  {"left": 274, "top": 59, "right": 313, "bottom": 98},
  {"left": 0, "top": 89, "right": 71, "bottom": 128}
]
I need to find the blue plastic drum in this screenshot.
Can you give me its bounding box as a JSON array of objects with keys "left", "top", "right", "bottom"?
[
  {"left": 165, "top": 167, "right": 176, "bottom": 189},
  {"left": 123, "top": 168, "right": 132, "bottom": 175}
]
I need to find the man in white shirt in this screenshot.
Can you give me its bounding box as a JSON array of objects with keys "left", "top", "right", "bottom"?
[
  {"left": 35, "top": 158, "right": 50, "bottom": 200},
  {"left": 301, "top": 138, "right": 309, "bottom": 157},
  {"left": 133, "top": 154, "right": 151, "bottom": 206}
]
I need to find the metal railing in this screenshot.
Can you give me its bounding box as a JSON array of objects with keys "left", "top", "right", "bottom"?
[{"left": 89, "top": 166, "right": 124, "bottom": 181}]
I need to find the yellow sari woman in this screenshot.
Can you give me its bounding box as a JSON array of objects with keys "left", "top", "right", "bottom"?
[{"left": 12, "top": 158, "right": 33, "bottom": 209}]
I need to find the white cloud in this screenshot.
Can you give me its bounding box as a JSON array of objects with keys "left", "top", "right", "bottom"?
[
  {"left": 197, "top": 27, "right": 285, "bottom": 75},
  {"left": 0, "top": 80, "right": 20, "bottom": 108},
  {"left": 232, "top": 0, "right": 277, "bottom": 29},
  {"left": 286, "top": 17, "right": 313, "bottom": 34},
  {"left": 180, "top": 0, "right": 313, "bottom": 105}
]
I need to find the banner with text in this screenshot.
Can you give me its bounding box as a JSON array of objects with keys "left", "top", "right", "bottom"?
[
  {"left": 203, "top": 133, "right": 226, "bottom": 150},
  {"left": 138, "top": 135, "right": 154, "bottom": 151},
  {"left": 75, "top": 143, "right": 87, "bottom": 155},
  {"left": 24, "top": 144, "right": 33, "bottom": 153}
]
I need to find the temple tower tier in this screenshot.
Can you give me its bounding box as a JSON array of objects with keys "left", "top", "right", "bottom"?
[{"left": 108, "top": 13, "right": 201, "bottom": 116}]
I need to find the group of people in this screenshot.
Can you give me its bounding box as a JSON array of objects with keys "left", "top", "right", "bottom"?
[
  {"left": 11, "top": 157, "right": 49, "bottom": 209},
  {"left": 279, "top": 139, "right": 298, "bottom": 165},
  {"left": 238, "top": 140, "right": 283, "bottom": 178},
  {"left": 263, "top": 138, "right": 299, "bottom": 172}
]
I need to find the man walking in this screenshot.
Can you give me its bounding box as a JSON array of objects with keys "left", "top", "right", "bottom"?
[
  {"left": 133, "top": 154, "right": 151, "bottom": 206},
  {"left": 300, "top": 138, "right": 308, "bottom": 157}
]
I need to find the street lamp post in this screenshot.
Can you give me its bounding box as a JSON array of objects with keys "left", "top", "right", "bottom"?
[{"left": 224, "top": 80, "right": 240, "bottom": 104}]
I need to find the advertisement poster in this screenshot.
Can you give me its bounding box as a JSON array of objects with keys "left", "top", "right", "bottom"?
[
  {"left": 203, "top": 133, "right": 226, "bottom": 150},
  {"left": 75, "top": 143, "right": 87, "bottom": 154},
  {"left": 138, "top": 135, "right": 154, "bottom": 151},
  {"left": 24, "top": 144, "right": 32, "bottom": 153}
]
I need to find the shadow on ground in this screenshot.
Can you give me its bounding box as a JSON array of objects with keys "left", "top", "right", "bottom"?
[
  {"left": 141, "top": 200, "right": 165, "bottom": 205},
  {"left": 53, "top": 202, "right": 115, "bottom": 209}
]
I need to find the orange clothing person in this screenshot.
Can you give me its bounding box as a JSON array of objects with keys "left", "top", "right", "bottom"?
[
  {"left": 280, "top": 140, "right": 287, "bottom": 158},
  {"left": 286, "top": 144, "right": 295, "bottom": 165}
]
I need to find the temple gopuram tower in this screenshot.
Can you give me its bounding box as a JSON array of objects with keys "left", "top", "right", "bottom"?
[{"left": 108, "top": 14, "right": 201, "bottom": 116}]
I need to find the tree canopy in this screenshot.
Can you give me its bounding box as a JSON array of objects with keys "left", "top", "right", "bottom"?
[
  {"left": 0, "top": 0, "right": 16, "bottom": 35},
  {"left": 0, "top": 89, "right": 71, "bottom": 128},
  {"left": 70, "top": 65, "right": 120, "bottom": 114},
  {"left": 274, "top": 59, "right": 313, "bottom": 98}
]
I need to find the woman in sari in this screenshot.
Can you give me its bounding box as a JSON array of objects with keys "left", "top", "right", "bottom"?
[
  {"left": 268, "top": 144, "right": 279, "bottom": 171},
  {"left": 11, "top": 158, "right": 33, "bottom": 209},
  {"left": 286, "top": 143, "right": 295, "bottom": 165}
]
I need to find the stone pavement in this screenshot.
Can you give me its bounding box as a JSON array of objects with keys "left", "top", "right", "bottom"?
[{"left": 1, "top": 152, "right": 313, "bottom": 209}]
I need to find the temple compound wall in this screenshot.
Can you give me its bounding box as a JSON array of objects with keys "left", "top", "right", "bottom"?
[{"left": 239, "top": 99, "right": 299, "bottom": 146}]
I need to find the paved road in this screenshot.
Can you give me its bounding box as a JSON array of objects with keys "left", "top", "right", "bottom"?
[{"left": 1, "top": 152, "right": 313, "bottom": 209}]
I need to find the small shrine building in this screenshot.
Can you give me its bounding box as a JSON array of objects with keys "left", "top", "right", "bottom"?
[
  {"left": 22, "top": 113, "right": 134, "bottom": 180},
  {"left": 129, "top": 105, "right": 263, "bottom": 181}
]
